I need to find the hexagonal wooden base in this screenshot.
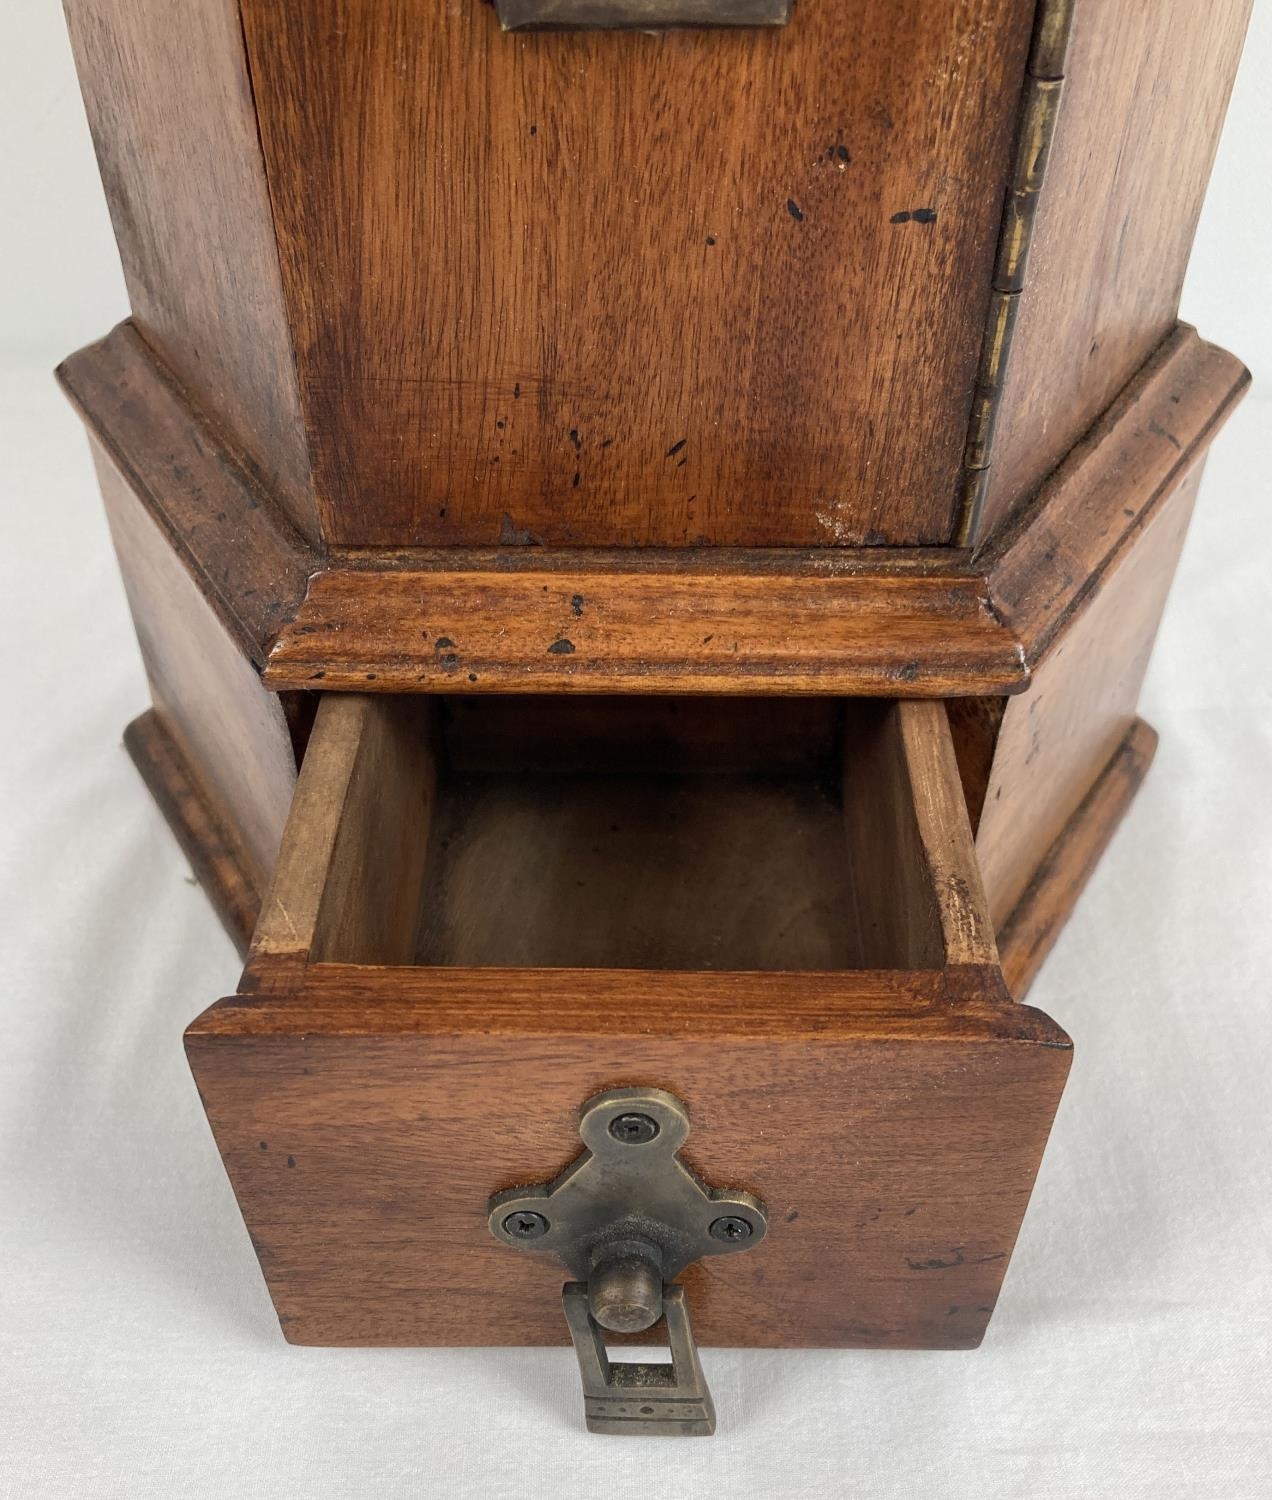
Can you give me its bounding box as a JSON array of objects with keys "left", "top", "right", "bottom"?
[{"left": 61, "top": 320, "right": 1246, "bottom": 698}]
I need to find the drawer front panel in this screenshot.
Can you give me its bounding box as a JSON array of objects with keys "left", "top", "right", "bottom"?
[
  {"left": 187, "top": 692, "right": 1068, "bottom": 1347},
  {"left": 189, "top": 979, "right": 1068, "bottom": 1347}
]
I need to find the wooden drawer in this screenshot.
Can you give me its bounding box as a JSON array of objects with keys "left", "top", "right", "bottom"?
[{"left": 186, "top": 694, "right": 1069, "bottom": 1349}]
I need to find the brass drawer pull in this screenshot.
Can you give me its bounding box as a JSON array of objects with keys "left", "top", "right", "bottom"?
[
  {"left": 488, "top": 1086, "right": 767, "bottom": 1435},
  {"left": 494, "top": 0, "right": 791, "bottom": 33},
  {"left": 563, "top": 1283, "right": 715, "bottom": 1436}
]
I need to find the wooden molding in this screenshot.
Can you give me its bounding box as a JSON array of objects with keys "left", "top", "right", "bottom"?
[
  {"left": 996, "top": 717, "right": 1158, "bottom": 999},
  {"left": 983, "top": 325, "right": 1249, "bottom": 665},
  {"left": 124, "top": 709, "right": 259, "bottom": 956},
  {"left": 269, "top": 561, "right": 1024, "bottom": 697},
  {"left": 59, "top": 320, "right": 1246, "bottom": 696},
  {"left": 57, "top": 323, "right": 315, "bottom": 668}
]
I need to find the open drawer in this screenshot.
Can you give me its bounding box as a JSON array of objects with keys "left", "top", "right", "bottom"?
[{"left": 186, "top": 694, "right": 1070, "bottom": 1349}]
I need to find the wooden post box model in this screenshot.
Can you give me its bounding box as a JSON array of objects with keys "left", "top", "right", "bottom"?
[{"left": 59, "top": 0, "right": 1251, "bottom": 1436}]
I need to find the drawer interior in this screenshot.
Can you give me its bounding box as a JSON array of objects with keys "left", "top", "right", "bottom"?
[
  {"left": 418, "top": 768, "right": 857, "bottom": 970},
  {"left": 199, "top": 694, "right": 1058, "bottom": 1356},
  {"left": 249, "top": 694, "right": 996, "bottom": 978}
]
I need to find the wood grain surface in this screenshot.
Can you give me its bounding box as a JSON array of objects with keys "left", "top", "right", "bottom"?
[
  {"left": 63, "top": 0, "right": 318, "bottom": 541},
  {"left": 60, "top": 321, "right": 1245, "bottom": 697},
  {"left": 417, "top": 772, "right": 866, "bottom": 971},
  {"left": 841, "top": 701, "right": 997, "bottom": 970},
  {"left": 974, "top": 0, "right": 1252, "bottom": 540},
  {"left": 983, "top": 326, "right": 1248, "bottom": 663},
  {"left": 188, "top": 967, "right": 1069, "bottom": 1348},
  {"left": 260, "top": 330, "right": 1247, "bottom": 692},
  {"left": 57, "top": 323, "right": 315, "bottom": 666},
  {"left": 266, "top": 560, "right": 1026, "bottom": 696},
  {"left": 238, "top": 0, "right": 1033, "bottom": 548},
  {"left": 248, "top": 696, "right": 430, "bottom": 972},
  {"left": 63, "top": 0, "right": 1249, "bottom": 560},
  {"left": 124, "top": 710, "right": 260, "bottom": 955},
  {"left": 977, "top": 462, "right": 1203, "bottom": 933},
  {"left": 411, "top": 696, "right": 865, "bottom": 970},
  {"left": 996, "top": 718, "right": 1157, "bottom": 999},
  {"left": 188, "top": 694, "right": 1068, "bottom": 1348},
  {"left": 95, "top": 438, "right": 300, "bottom": 897}
]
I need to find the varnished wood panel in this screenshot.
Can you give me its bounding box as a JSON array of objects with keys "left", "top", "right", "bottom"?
[
  {"left": 239, "top": 0, "right": 1034, "bottom": 548},
  {"left": 258, "top": 327, "right": 1246, "bottom": 693},
  {"left": 977, "top": 464, "right": 1203, "bottom": 933},
  {"left": 187, "top": 968, "right": 1069, "bottom": 1348},
  {"left": 842, "top": 702, "right": 997, "bottom": 970},
  {"left": 975, "top": 0, "right": 1251, "bottom": 540},
  {"left": 996, "top": 718, "right": 1157, "bottom": 999},
  {"left": 124, "top": 710, "right": 260, "bottom": 955},
  {"left": 96, "top": 440, "right": 299, "bottom": 896},
  {"left": 63, "top": 0, "right": 318, "bottom": 542}
]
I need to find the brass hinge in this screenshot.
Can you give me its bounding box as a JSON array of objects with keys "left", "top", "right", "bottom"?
[{"left": 957, "top": 0, "right": 1075, "bottom": 546}]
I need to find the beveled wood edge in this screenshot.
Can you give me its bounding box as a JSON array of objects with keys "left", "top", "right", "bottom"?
[
  {"left": 983, "top": 325, "right": 1250, "bottom": 664},
  {"left": 60, "top": 320, "right": 1245, "bottom": 695},
  {"left": 997, "top": 717, "right": 1158, "bottom": 999},
  {"left": 56, "top": 321, "right": 316, "bottom": 668},
  {"left": 187, "top": 964, "right": 1071, "bottom": 1052},
  {"left": 259, "top": 326, "right": 1245, "bottom": 693},
  {"left": 124, "top": 709, "right": 258, "bottom": 957},
  {"left": 267, "top": 569, "right": 1024, "bottom": 696}
]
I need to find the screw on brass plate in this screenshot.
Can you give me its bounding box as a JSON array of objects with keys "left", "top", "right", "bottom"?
[
  {"left": 608, "top": 1112, "right": 659, "bottom": 1145},
  {"left": 709, "top": 1215, "right": 753, "bottom": 1244},
  {"left": 503, "top": 1210, "right": 549, "bottom": 1240}
]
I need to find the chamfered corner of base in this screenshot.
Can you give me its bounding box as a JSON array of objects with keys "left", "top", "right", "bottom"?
[
  {"left": 996, "top": 718, "right": 1159, "bottom": 1000},
  {"left": 123, "top": 708, "right": 260, "bottom": 957}
]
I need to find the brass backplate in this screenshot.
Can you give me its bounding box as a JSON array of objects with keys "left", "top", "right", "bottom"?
[{"left": 495, "top": 0, "right": 790, "bottom": 32}]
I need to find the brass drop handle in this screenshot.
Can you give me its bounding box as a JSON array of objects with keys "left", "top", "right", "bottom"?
[
  {"left": 494, "top": 0, "right": 791, "bottom": 33},
  {"left": 563, "top": 1282, "right": 716, "bottom": 1436},
  {"left": 487, "top": 1086, "right": 767, "bottom": 1435}
]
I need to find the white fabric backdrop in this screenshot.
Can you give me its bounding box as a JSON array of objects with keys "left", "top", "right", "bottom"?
[{"left": 3, "top": 5, "right": 1271, "bottom": 1496}]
